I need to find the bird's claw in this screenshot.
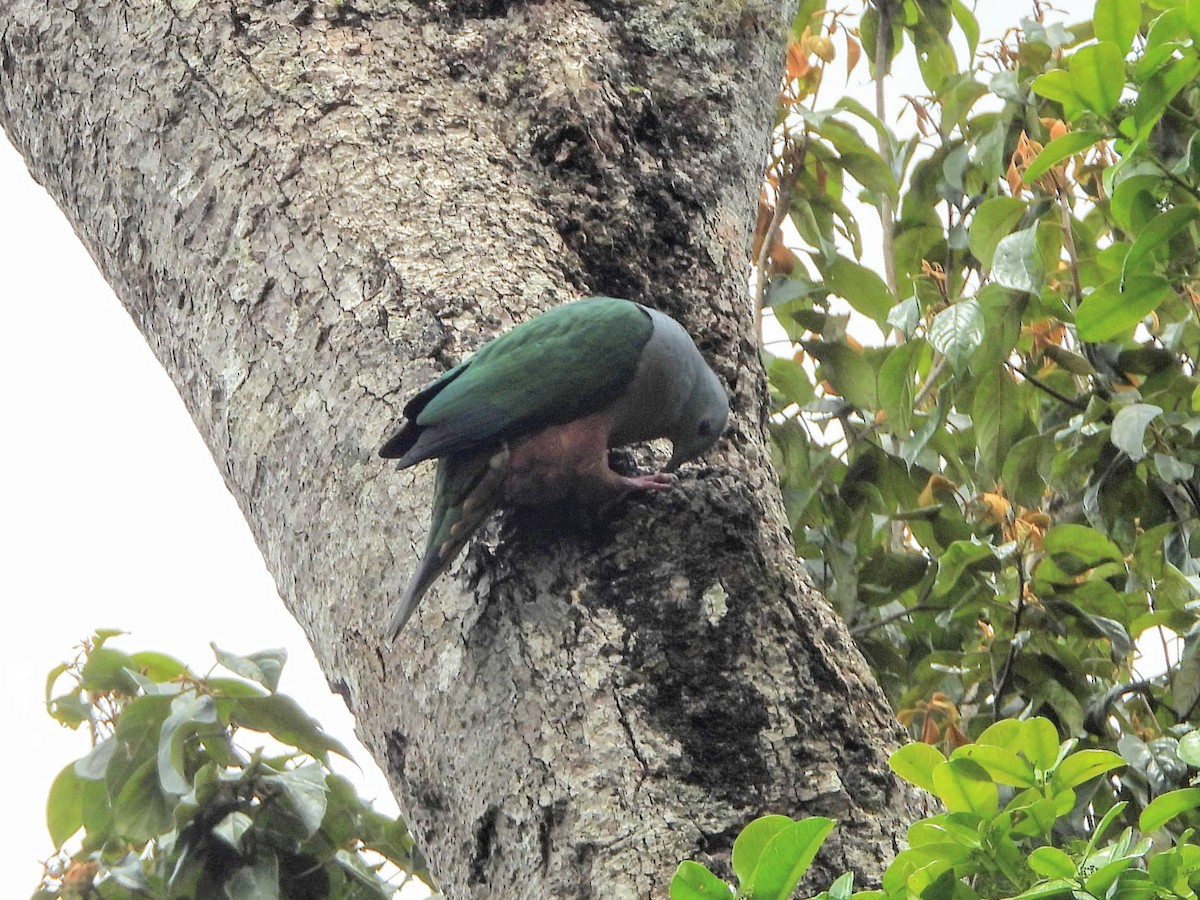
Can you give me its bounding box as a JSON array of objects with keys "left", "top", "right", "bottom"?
[{"left": 623, "top": 471, "right": 677, "bottom": 492}]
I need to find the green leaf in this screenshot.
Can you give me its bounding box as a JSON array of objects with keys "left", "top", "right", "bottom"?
[
  {"left": 976, "top": 719, "right": 1023, "bottom": 751},
  {"left": 1094, "top": 0, "right": 1142, "bottom": 53},
  {"left": 106, "top": 695, "right": 172, "bottom": 800},
  {"left": 1170, "top": 636, "right": 1200, "bottom": 719},
  {"left": 890, "top": 743, "right": 947, "bottom": 794},
  {"left": 992, "top": 227, "right": 1043, "bottom": 293},
  {"left": 1085, "top": 857, "right": 1139, "bottom": 896},
  {"left": 44, "top": 661, "right": 71, "bottom": 709},
  {"left": 931, "top": 759, "right": 998, "bottom": 816},
  {"left": 670, "top": 861, "right": 734, "bottom": 900},
  {"left": 1006, "top": 879, "right": 1075, "bottom": 900},
  {"left": 1075, "top": 277, "right": 1175, "bottom": 341},
  {"left": 827, "top": 871, "right": 855, "bottom": 900},
  {"left": 834, "top": 98, "right": 891, "bottom": 147},
  {"left": 928, "top": 299, "right": 984, "bottom": 373},
  {"left": 878, "top": 341, "right": 921, "bottom": 433},
  {"left": 226, "top": 857, "right": 281, "bottom": 900},
  {"left": 47, "top": 691, "right": 93, "bottom": 729},
  {"left": 818, "top": 118, "right": 899, "bottom": 202},
  {"left": 941, "top": 75, "right": 987, "bottom": 132},
  {"left": 1187, "top": 0, "right": 1200, "bottom": 42},
  {"left": 732, "top": 815, "right": 793, "bottom": 887},
  {"left": 802, "top": 341, "right": 882, "bottom": 409},
  {"left": 1023, "top": 131, "right": 1106, "bottom": 184},
  {"left": 952, "top": 745, "right": 1035, "bottom": 787},
  {"left": 888, "top": 296, "right": 920, "bottom": 337},
  {"left": 1041, "top": 681, "right": 1085, "bottom": 738},
  {"left": 934, "top": 540, "right": 996, "bottom": 597},
  {"left": 1156, "top": 452, "right": 1196, "bottom": 483},
  {"left": 951, "top": 0, "right": 979, "bottom": 57},
  {"left": 766, "top": 353, "right": 816, "bottom": 409},
  {"left": 205, "top": 677, "right": 269, "bottom": 699},
  {"left": 108, "top": 853, "right": 151, "bottom": 891},
  {"left": 1042, "top": 524, "right": 1124, "bottom": 565},
  {"left": 128, "top": 651, "right": 190, "bottom": 682},
  {"left": 1131, "top": 56, "right": 1200, "bottom": 148},
  {"left": 858, "top": 551, "right": 929, "bottom": 601},
  {"left": 46, "top": 763, "right": 84, "bottom": 849},
  {"left": 79, "top": 647, "right": 140, "bottom": 694},
  {"left": 79, "top": 772, "right": 114, "bottom": 845},
  {"left": 1110, "top": 176, "right": 1161, "bottom": 232},
  {"left": 969, "top": 197, "right": 1027, "bottom": 270},
  {"left": 743, "top": 818, "right": 836, "bottom": 900},
  {"left": 212, "top": 644, "right": 287, "bottom": 693},
  {"left": 1071, "top": 42, "right": 1126, "bottom": 116},
  {"left": 1028, "top": 846, "right": 1077, "bottom": 879},
  {"left": 1177, "top": 730, "right": 1200, "bottom": 767},
  {"left": 1012, "top": 796, "right": 1065, "bottom": 838},
  {"left": 113, "top": 757, "right": 174, "bottom": 843},
  {"left": 227, "top": 694, "right": 353, "bottom": 763},
  {"left": 1032, "top": 70, "right": 1087, "bottom": 122},
  {"left": 823, "top": 255, "right": 895, "bottom": 326},
  {"left": 213, "top": 810, "right": 254, "bottom": 851},
  {"left": 158, "top": 691, "right": 218, "bottom": 796},
  {"left": 1042, "top": 346, "right": 1097, "bottom": 376},
  {"left": 1111, "top": 403, "right": 1162, "bottom": 461},
  {"left": 1021, "top": 718, "right": 1062, "bottom": 770},
  {"left": 973, "top": 365, "right": 1022, "bottom": 478},
  {"left": 1051, "top": 750, "right": 1125, "bottom": 791},
  {"left": 261, "top": 762, "right": 328, "bottom": 838},
  {"left": 1121, "top": 206, "right": 1200, "bottom": 282},
  {"left": 1140, "top": 788, "right": 1200, "bottom": 831},
  {"left": 75, "top": 736, "right": 117, "bottom": 780}
]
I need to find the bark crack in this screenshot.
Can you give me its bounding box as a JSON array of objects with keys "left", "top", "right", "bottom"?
[{"left": 612, "top": 684, "right": 649, "bottom": 797}]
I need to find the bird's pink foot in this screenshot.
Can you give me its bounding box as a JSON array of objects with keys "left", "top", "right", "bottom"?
[{"left": 622, "top": 471, "right": 677, "bottom": 492}]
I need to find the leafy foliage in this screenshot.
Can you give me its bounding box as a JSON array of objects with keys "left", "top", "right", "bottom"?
[
  {"left": 34, "top": 632, "right": 430, "bottom": 899},
  {"left": 671, "top": 814, "right": 834, "bottom": 900},
  {"left": 760, "top": 0, "right": 1200, "bottom": 809},
  {"left": 672, "top": 718, "right": 1200, "bottom": 900}
]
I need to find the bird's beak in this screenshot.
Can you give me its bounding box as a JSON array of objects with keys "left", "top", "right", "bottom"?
[{"left": 664, "top": 448, "right": 686, "bottom": 473}]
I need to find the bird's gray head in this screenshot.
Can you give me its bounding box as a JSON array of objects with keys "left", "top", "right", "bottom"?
[{"left": 665, "top": 363, "right": 729, "bottom": 473}]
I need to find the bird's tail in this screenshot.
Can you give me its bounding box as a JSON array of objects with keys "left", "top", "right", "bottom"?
[{"left": 385, "top": 447, "right": 508, "bottom": 640}]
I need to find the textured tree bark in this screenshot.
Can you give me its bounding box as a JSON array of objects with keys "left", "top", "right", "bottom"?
[{"left": 1, "top": 0, "right": 928, "bottom": 896}]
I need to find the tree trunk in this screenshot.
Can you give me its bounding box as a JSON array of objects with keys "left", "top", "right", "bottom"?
[{"left": 1, "top": 0, "right": 927, "bottom": 896}]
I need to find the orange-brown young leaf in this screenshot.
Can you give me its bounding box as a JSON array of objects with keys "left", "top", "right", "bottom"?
[
  {"left": 1006, "top": 158, "right": 1023, "bottom": 196},
  {"left": 920, "top": 713, "right": 941, "bottom": 745},
  {"left": 786, "top": 39, "right": 810, "bottom": 82},
  {"left": 946, "top": 720, "right": 971, "bottom": 750},
  {"left": 770, "top": 236, "right": 798, "bottom": 275},
  {"left": 752, "top": 196, "right": 774, "bottom": 262},
  {"left": 919, "top": 474, "right": 959, "bottom": 507},
  {"left": 809, "top": 34, "right": 835, "bottom": 62},
  {"left": 977, "top": 491, "right": 1012, "bottom": 524},
  {"left": 845, "top": 33, "right": 861, "bottom": 78}
]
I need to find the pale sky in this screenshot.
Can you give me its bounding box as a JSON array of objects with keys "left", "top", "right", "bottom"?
[{"left": 1, "top": 4, "right": 1092, "bottom": 895}]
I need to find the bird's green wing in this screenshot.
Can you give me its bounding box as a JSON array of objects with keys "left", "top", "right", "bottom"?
[{"left": 402, "top": 297, "right": 653, "bottom": 463}]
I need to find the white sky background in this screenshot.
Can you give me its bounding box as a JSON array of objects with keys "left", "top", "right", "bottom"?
[{"left": 2, "top": 3, "right": 1097, "bottom": 895}]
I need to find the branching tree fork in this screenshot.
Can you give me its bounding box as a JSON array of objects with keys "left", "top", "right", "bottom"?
[{"left": 1, "top": 0, "right": 924, "bottom": 894}]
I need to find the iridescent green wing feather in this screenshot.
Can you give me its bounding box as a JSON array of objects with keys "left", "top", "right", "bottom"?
[{"left": 394, "top": 298, "right": 653, "bottom": 465}]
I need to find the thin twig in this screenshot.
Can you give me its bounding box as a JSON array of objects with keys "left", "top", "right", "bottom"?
[
  {"left": 1005, "top": 360, "right": 1089, "bottom": 410},
  {"left": 754, "top": 170, "right": 794, "bottom": 345},
  {"left": 852, "top": 602, "right": 935, "bottom": 636},
  {"left": 1058, "top": 188, "right": 1085, "bottom": 312},
  {"left": 993, "top": 562, "right": 1028, "bottom": 722},
  {"left": 873, "top": 2, "right": 898, "bottom": 297},
  {"left": 912, "top": 354, "right": 949, "bottom": 409}
]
